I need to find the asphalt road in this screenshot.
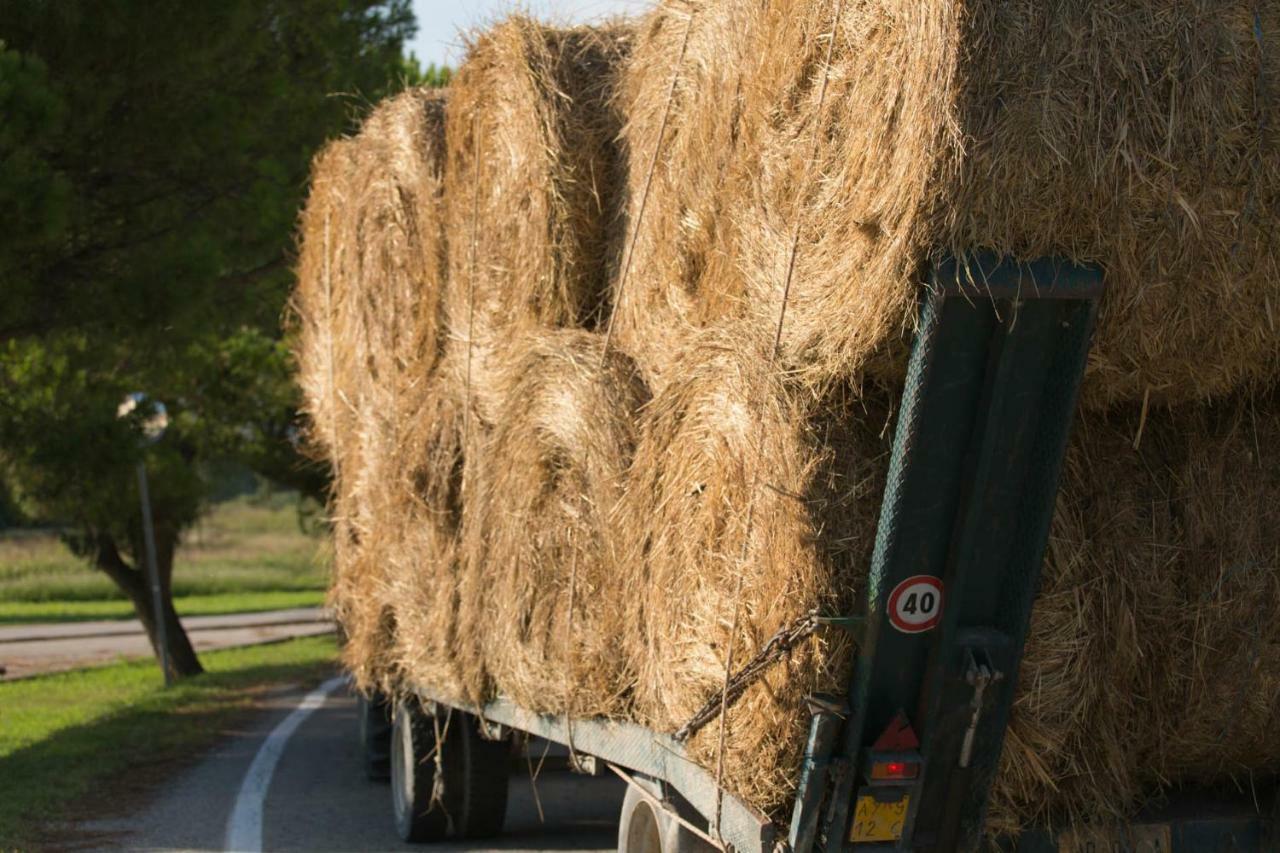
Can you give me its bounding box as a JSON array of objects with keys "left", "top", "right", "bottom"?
[
  {"left": 0, "top": 608, "right": 333, "bottom": 679},
  {"left": 70, "top": 679, "right": 626, "bottom": 852}
]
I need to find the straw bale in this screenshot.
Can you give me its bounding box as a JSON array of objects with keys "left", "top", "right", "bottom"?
[
  {"left": 293, "top": 138, "right": 363, "bottom": 480},
  {"left": 621, "top": 319, "right": 1280, "bottom": 825},
  {"left": 606, "top": 0, "right": 763, "bottom": 391},
  {"left": 619, "top": 0, "right": 1280, "bottom": 404},
  {"left": 293, "top": 88, "right": 450, "bottom": 694},
  {"left": 442, "top": 18, "right": 632, "bottom": 426},
  {"left": 459, "top": 329, "right": 649, "bottom": 718},
  {"left": 292, "top": 9, "right": 1280, "bottom": 833},
  {"left": 991, "top": 390, "right": 1280, "bottom": 833},
  {"left": 619, "top": 325, "right": 890, "bottom": 810},
  {"left": 294, "top": 137, "right": 394, "bottom": 692},
  {"left": 380, "top": 386, "right": 478, "bottom": 701}
]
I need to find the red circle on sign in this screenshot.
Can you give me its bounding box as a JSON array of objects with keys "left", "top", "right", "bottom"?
[{"left": 887, "top": 575, "right": 944, "bottom": 634}]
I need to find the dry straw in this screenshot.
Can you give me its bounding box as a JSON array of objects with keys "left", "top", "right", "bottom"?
[
  {"left": 617, "top": 326, "right": 889, "bottom": 812},
  {"left": 607, "top": 0, "right": 764, "bottom": 393},
  {"left": 990, "top": 390, "right": 1280, "bottom": 832},
  {"left": 459, "top": 329, "right": 648, "bottom": 718},
  {"left": 293, "top": 88, "right": 451, "bottom": 694},
  {"left": 293, "top": 1, "right": 1280, "bottom": 835},
  {"left": 607, "top": 0, "right": 1280, "bottom": 821},
  {"left": 615, "top": 0, "right": 1280, "bottom": 407},
  {"left": 441, "top": 18, "right": 633, "bottom": 426}
]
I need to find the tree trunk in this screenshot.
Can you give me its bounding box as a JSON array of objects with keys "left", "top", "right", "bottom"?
[{"left": 94, "top": 534, "right": 204, "bottom": 679}]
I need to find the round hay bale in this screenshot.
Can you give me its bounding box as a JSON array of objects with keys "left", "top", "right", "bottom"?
[
  {"left": 717, "top": 0, "right": 962, "bottom": 392},
  {"left": 618, "top": 0, "right": 1280, "bottom": 405},
  {"left": 292, "top": 87, "right": 451, "bottom": 695},
  {"left": 382, "top": 387, "right": 480, "bottom": 703},
  {"left": 293, "top": 137, "right": 364, "bottom": 479},
  {"left": 459, "top": 329, "right": 649, "bottom": 718},
  {"left": 931, "top": 0, "right": 1280, "bottom": 407},
  {"left": 618, "top": 325, "right": 888, "bottom": 813},
  {"left": 346, "top": 89, "right": 455, "bottom": 698},
  {"left": 605, "top": 0, "right": 764, "bottom": 391},
  {"left": 350, "top": 88, "right": 449, "bottom": 399},
  {"left": 990, "top": 390, "right": 1280, "bottom": 832},
  {"left": 442, "top": 18, "right": 633, "bottom": 426},
  {"left": 294, "top": 137, "right": 391, "bottom": 692}
]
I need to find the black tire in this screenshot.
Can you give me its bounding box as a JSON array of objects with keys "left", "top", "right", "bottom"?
[
  {"left": 358, "top": 691, "right": 393, "bottom": 781},
  {"left": 390, "top": 702, "right": 510, "bottom": 842}
]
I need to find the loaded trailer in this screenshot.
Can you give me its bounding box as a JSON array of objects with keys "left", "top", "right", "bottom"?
[{"left": 355, "top": 256, "right": 1277, "bottom": 852}]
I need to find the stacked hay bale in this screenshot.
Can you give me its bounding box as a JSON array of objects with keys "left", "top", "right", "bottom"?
[
  {"left": 614, "top": 0, "right": 1280, "bottom": 405},
  {"left": 439, "top": 18, "right": 636, "bottom": 710},
  {"left": 606, "top": 0, "right": 765, "bottom": 391},
  {"left": 440, "top": 18, "right": 632, "bottom": 426},
  {"left": 461, "top": 330, "right": 648, "bottom": 719},
  {"left": 992, "top": 393, "right": 1280, "bottom": 831},
  {"left": 292, "top": 0, "right": 1280, "bottom": 838},
  {"left": 605, "top": 0, "right": 1280, "bottom": 828},
  {"left": 298, "top": 19, "right": 636, "bottom": 706},
  {"left": 293, "top": 88, "right": 452, "bottom": 695},
  {"left": 294, "top": 136, "right": 392, "bottom": 692},
  {"left": 618, "top": 326, "right": 890, "bottom": 806}
]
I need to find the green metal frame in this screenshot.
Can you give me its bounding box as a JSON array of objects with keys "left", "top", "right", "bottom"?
[{"left": 819, "top": 254, "right": 1104, "bottom": 851}]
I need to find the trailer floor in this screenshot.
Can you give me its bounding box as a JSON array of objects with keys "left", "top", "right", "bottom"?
[{"left": 60, "top": 682, "right": 625, "bottom": 851}]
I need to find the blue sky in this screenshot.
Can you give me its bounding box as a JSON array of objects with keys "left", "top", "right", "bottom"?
[{"left": 407, "top": 0, "right": 651, "bottom": 68}]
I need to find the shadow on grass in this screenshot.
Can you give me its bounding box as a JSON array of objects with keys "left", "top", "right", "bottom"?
[{"left": 0, "top": 653, "right": 335, "bottom": 847}]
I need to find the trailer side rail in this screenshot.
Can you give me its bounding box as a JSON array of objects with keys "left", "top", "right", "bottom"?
[{"left": 412, "top": 685, "right": 777, "bottom": 853}]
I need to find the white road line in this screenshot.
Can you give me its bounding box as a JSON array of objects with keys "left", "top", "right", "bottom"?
[{"left": 224, "top": 675, "right": 348, "bottom": 852}]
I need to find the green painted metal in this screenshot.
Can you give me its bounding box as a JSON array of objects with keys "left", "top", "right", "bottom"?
[
  {"left": 821, "top": 254, "right": 1104, "bottom": 851},
  {"left": 790, "top": 705, "right": 846, "bottom": 851}
]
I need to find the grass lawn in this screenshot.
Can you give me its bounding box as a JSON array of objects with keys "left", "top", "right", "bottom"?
[
  {"left": 0, "top": 634, "right": 338, "bottom": 847},
  {"left": 0, "top": 494, "right": 330, "bottom": 623},
  {"left": 0, "top": 589, "right": 326, "bottom": 624}
]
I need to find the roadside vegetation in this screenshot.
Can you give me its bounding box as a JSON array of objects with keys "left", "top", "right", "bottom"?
[
  {"left": 0, "top": 635, "right": 338, "bottom": 847},
  {"left": 0, "top": 0, "right": 419, "bottom": 679},
  {"left": 0, "top": 495, "right": 328, "bottom": 623}
]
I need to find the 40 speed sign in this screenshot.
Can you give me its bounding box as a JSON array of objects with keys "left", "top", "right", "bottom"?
[{"left": 886, "top": 575, "right": 944, "bottom": 634}]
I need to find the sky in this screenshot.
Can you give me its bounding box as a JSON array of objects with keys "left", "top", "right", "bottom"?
[{"left": 407, "top": 0, "right": 652, "bottom": 68}]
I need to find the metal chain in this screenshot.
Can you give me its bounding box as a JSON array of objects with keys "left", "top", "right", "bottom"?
[{"left": 676, "top": 611, "right": 821, "bottom": 742}]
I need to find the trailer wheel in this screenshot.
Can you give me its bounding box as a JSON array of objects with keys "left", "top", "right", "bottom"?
[
  {"left": 390, "top": 702, "right": 510, "bottom": 842},
  {"left": 358, "top": 691, "right": 392, "bottom": 781},
  {"left": 617, "top": 776, "right": 715, "bottom": 853}
]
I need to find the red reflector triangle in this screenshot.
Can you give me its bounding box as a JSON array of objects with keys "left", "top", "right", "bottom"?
[{"left": 872, "top": 710, "right": 919, "bottom": 751}]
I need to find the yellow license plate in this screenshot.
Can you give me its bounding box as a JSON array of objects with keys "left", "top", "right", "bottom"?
[{"left": 850, "top": 793, "right": 910, "bottom": 843}]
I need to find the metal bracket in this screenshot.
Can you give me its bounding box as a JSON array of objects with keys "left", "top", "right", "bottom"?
[
  {"left": 958, "top": 648, "right": 1003, "bottom": 770},
  {"left": 813, "top": 615, "right": 867, "bottom": 641},
  {"left": 568, "top": 751, "right": 601, "bottom": 776},
  {"left": 817, "top": 254, "right": 1103, "bottom": 852}
]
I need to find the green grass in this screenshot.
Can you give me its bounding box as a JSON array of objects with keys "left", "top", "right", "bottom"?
[
  {"left": 0, "top": 494, "right": 330, "bottom": 621},
  {"left": 0, "top": 635, "right": 338, "bottom": 847},
  {"left": 0, "top": 589, "right": 326, "bottom": 624}
]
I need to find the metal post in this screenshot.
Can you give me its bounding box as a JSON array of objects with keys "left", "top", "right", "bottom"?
[
  {"left": 820, "top": 255, "right": 1104, "bottom": 851},
  {"left": 789, "top": 701, "right": 846, "bottom": 852},
  {"left": 136, "top": 461, "right": 172, "bottom": 686}
]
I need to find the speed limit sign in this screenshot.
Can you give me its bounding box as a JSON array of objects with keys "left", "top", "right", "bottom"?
[{"left": 887, "top": 575, "right": 944, "bottom": 634}]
